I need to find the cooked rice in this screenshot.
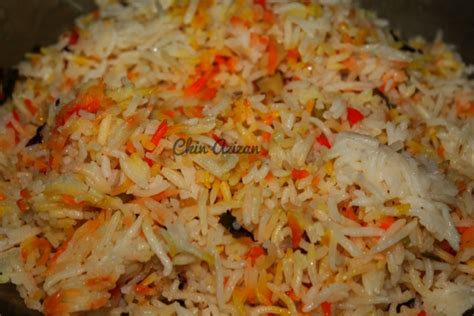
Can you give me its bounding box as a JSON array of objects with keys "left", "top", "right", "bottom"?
[{"left": 0, "top": 0, "right": 473, "bottom": 315}]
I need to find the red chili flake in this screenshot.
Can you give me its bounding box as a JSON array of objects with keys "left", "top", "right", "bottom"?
[
  {"left": 212, "top": 134, "right": 227, "bottom": 147},
  {"left": 150, "top": 120, "right": 168, "bottom": 147},
  {"left": 315, "top": 134, "right": 331, "bottom": 148},
  {"left": 20, "top": 189, "right": 31, "bottom": 199},
  {"left": 253, "top": 0, "right": 266, "bottom": 8},
  {"left": 321, "top": 301, "right": 332, "bottom": 316},
  {"left": 24, "top": 99, "right": 38, "bottom": 115},
  {"left": 439, "top": 240, "right": 456, "bottom": 255},
  {"left": 143, "top": 156, "right": 154, "bottom": 167},
  {"left": 16, "top": 199, "right": 29, "bottom": 212},
  {"left": 7, "top": 121, "right": 19, "bottom": 144},
  {"left": 109, "top": 285, "right": 121, "bottom": 299},
  {"left": 12, "top": 110, "right": 20, "bottom": 121},
  {"left": 68, "top": 29, "right": 79, "bottom": 46},
  {"left": 347, "top": 107, "right": 364, "bottom": 126}
]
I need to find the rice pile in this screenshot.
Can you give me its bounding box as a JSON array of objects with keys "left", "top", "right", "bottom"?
[{"left": 0, "top": 0, "right": 473, "bottom": 315}]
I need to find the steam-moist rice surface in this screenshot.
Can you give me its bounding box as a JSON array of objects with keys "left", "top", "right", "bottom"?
[{"left": 0, "top": 0, "right": 473, "bottom": 315}]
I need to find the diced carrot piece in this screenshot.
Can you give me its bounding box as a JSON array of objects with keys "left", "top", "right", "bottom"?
[
  {"left": 34, "top": 238, "right": 52, "bottom": 266},
  {"left": 265, "top": 171, "right": 273, "bottom": 181},
  {"left": 286, "top": 289, "right": 300, "bottom": 302},
  {"left": 342, "top": 206, "right": 357, "bottom": 221},
  {"left": 134, "top": 284, "right": 156, "bottom": 295},
  {"left": 162, "top": 109, "right": 176, "bottom": 119},
  {"left": 456, "top": 180, "right": 467, "bottom": 193},
  {"left": 262, "top": 10, "right": 274, "bottom": 24},
  {"left": 460, "top": 226, "right": 474, "bottom": 250},
  {"left": 287, "top": 48, "right": 300, "bottom": 60},
  {"left": 456, "top": 100, "right": 474, "bottom": 116},
  {"left": 261, "top": 132, "right": 272, "bottom": 142},
  {"left": 126, "top": 141, "right": 136, "bottom": 154},
  {"left": 292, "top": 169, "right": 310, "bottom": 180},
  {"left": 436, "top": 145, "right": 445, "bottom": 158},
  {"left": 185, "top": 77, "right": 208, "bottom": 96},
  {"left": 457, "top": 226, "right": 468, "bottom": 234},
  {"left": 226, "top": 56, "right": 237, "bottom": 72},
  {"left": 259, "top": 148, "right": 269, "bottom": 157},
  {"left": 189, "top": 105, "right": 204, "bottom": 118},
  {"left": 230, "top": 16, "right": 249, "bottom": 27},
  {"left": 151, "top": 188, "right": 180, "bottom": 202},
  {"left": 201, "top": 87, "right": 217, "bottom": 100},
  {"left": 342, "top": 56, "right": 356, "bottom": 71},
  {"left": 379, "top": 216, "right": 395, "bottom": 230},
  {"left": 48, "top": 240, "right": 69, "bottom": 272},
  {"left": 287, "top": 212, "right": 303, "bottom": 248},
  {"left": 214, "top": 55, "right": 229, "bottom": 67},
  {"left": 61, "top": 194, "right": 84, "bottom": 207},
  {"left": 44, "top": 291, "right": 69, "bottom": 316},
  {"left": 56, "top": 82, "right": 107, "bottom": 126},
  {"left": 262, "top": 113, "right": 275, "bottom": 125},
  {"left": 86, "top": 275, "right": 114, "bottom": 287},
  {"left": 247, "top": 246, "right": 265, "bottom": 265},
  {"left": 311, "top": 175, "right": 320, "bottom": 189},
  {"left": 90, "top": 297, "right": 108, "bottom": 310},
  {"left": 267, "top": 38, "right": 278, "bottom": 74}
]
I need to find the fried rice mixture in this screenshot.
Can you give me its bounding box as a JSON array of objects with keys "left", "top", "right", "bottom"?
[{"left": 0, "top": 0, "right": 473, "bottom": 315}]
